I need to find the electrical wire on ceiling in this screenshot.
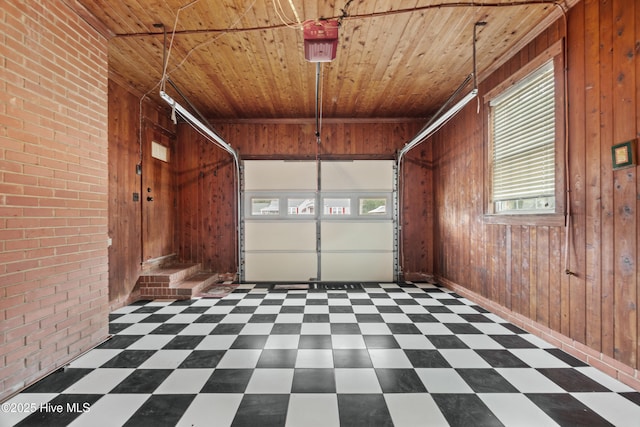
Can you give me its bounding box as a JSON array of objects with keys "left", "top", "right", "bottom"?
[
  {"left": 473, "top": 21, "right": 487, "bottom": 112},
  {"left": 116, "top": 0, "right": 566, "bottom": 38},
  {"left": 272, "top": 0, "right": 301, "bottom": 29},
  {"left": 161, "top": 0, "right": 258, "bottom": 84},
  {"left": 286, "top": 0, "right": 301, "bottom": 25},
  {"left": 160, "top": 0, "right": 201, "bottom": 92}
]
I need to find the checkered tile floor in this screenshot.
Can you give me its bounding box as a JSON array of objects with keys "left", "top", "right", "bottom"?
[{"left": 3, "top": 282, "right": 640, "bottom": 426}]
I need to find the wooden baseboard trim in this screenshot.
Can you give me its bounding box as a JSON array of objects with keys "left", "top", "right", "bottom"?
[{"left": 437, "top": 276, "right": 640, "bottom": 392}]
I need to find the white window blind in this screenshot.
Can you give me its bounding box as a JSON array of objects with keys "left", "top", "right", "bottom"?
[{"left": 490, "top": 60, "right": 555, "bottom": 213}]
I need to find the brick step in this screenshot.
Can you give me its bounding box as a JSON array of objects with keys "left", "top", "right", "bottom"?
[
  {"left": 136, "top": 263, "right": 220, "bottom": 300},
  {"left": 173, "top": 272, "right": 220, "bottom": 295},
  {"left": 137, "top": 263, "right": 201, "bottom": 288},
  {"left": 139, "top": 272, "right": 220, "bottom": 300}
]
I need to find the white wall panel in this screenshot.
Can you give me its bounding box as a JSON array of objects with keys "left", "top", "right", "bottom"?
[
  {"left": 321, "top": 253, "right": 393, "bottom": 282},
  {"left": 245, "top": 253, "right": 317, "bottom": 282},
  {"left": 321, "top": 222, "right": 393, "bottom": 251},
  {"left": 245, "top": 222, "right": 316, "bottom": 251},
  {"left": 321, "top": 160, "right": 393, "bottom": 191},
  {"left": 244, "top": 160, "right": 317, "bottom": 191}
]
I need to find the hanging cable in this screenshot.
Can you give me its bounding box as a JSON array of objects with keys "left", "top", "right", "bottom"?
[
  {"left": 473, "top": 21, "right": 487, "bottom": 112},
  {"left": 312, "top": 60, "right": 324, "bottom": 284},
  {"left": 163, "top": 0, "right": 257, "bottom": 81},
  {"left": 273, "top": 0, "right": 301, "bottom": 29},
  {"left": 286, "top": 0, "right": 302, "bottom": 26},
  {"left": 553, "top": 3, "right": 574, "bottom": 276},
  {"left": 160, "top": 0, "right": 201, "bottom": 92},
  {"left": 315, "top": 62, "right": 322, "bottom": 144}
]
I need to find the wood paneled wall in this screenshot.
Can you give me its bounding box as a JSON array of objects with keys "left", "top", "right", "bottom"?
[
  {"left": 428, "top": 1, "right": 640, "bottom": 377},
  {"left": 174, "top": 125, "right": 237, "bottom": 273},
  {"left": 108, "top": 81, "right": 141, "bottom": 306},
  {"left": 215, "top": 121, "right": 423, "bottom": 159},
  {"left": 174, "top": 120, "right": 425, "bottom": 274},
  {"left": 107, "top": 81, "right": 177, "bottom": 306},
  {"left": 401, "top": 144, "right": 435, "bottom": 280}
]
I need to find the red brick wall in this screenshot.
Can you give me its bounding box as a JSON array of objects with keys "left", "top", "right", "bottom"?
[{"left": 0, "top": 1, "right": 109, "bottom": 400}]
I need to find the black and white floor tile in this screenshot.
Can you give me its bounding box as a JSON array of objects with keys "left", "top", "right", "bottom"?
[{"left": 2, "top": 282, "right": 640, "bottom": 427}]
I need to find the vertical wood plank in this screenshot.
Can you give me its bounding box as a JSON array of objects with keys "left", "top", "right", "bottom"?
[
  {"left": 613, "top": 166, "right": 637, "bottom": 365},
  {"left": 568, "top": 1, "right": 587, "bottom": 344},
  {"left": 549, "top": 227, "right": 563, "bottom": 331},
  {"left": 584, "top": 0, "right": 603, "bottom": 351},
  {"left": 529, "top": 227, "right": 538, "bottom": 320},
  {"left": 612, "top": 0, "right": 637, "bottom": 367},
  {"left": 497, "top": 224, "right": 507, "bottom": 306},
  {"left": 510, "top": 225, "right": 521, "bottom": 313},
  {"left": 536, "top": 226, "right": 550, "bottom": 326},
  {"left": 521, "top": 226, "right": 531, "bottom": 318},
  {"left": 505, "top": 225, "right": 513, "bottom": 311},
  {"left": 636, "top": 0, "right": 640, "bottom": 369},
  {"left": 599, "top": 0, "right": 616, "bottom": 360},
  {"left": 491, "top": 224, "right": 499, "bottom": 305}
]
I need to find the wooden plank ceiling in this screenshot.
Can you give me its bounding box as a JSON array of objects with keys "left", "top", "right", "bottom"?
[{"left": 75, "top": 0, "right": 570, "bottom": 120}]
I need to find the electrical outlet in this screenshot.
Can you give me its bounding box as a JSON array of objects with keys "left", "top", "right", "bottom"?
[{"left": 133, "top": 192, "right": 139, "bottom": 202}]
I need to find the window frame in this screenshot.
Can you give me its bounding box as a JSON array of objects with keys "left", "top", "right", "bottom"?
[
  {"left": 244, "top": 191, "right": 393, "bottom": 221},
  {"left": 245, "top": 192, "right": 317, "bottom": 220},
  {"left": 483, "top": 40, "right": 565, "bottom": 226},
  {"left": 320, "top": 192, "right": 392, "bottom": 220}
]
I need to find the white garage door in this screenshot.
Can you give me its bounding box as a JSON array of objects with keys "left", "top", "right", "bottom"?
[{"left": 242, "top": 160, "right": 394, "bottom": 282}]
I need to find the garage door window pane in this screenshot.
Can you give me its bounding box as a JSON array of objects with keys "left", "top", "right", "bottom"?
[
  {"left": 359, "top": 198, "right": 386, "bottom": 215},
  {"left": 324, "top": 198, "right": 351, "bottom": 215},
  {"left": 288, "top": 198, "right": 315, "bottom": 215},
  {"left": 252, "top": 198, "right": 279, "bottom": 215}
]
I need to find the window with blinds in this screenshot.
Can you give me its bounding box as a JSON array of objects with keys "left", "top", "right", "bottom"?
[{"left": 490, "top": 60, "right": 556, "bottom": 214}]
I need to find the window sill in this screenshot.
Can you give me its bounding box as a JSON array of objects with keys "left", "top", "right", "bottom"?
[{"left": 483, "top": 213, "right": 565, "bottom": 227}]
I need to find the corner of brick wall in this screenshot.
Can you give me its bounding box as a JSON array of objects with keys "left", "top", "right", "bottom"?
[{"left": 0, "top": 1, "right": 110, "bottom": 401}]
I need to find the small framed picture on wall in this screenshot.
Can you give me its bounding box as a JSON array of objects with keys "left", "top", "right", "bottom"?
[{"left": 611, "top": 139, "right": 637, "bottom": 170}]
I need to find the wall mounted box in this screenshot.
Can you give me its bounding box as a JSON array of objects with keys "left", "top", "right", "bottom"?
[
  {"left": 303, "top": 20, "right": 339, "bottom": 62},
  {"left": 611, "top": 139, "right": 637, "bottom": 170}
]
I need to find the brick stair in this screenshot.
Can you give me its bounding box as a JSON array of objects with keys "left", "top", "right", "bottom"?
[{"left": 136, "top": 262, "right": 220, "bottom": 300}]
